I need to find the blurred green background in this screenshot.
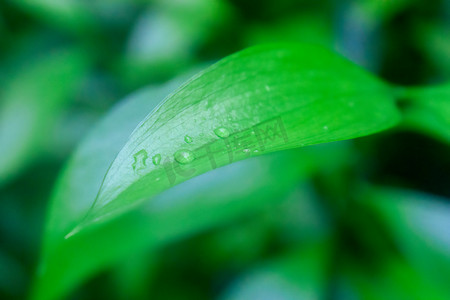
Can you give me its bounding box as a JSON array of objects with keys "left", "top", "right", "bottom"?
[{"left": 0, "top": 0, "right": 449, "bottom": 299}]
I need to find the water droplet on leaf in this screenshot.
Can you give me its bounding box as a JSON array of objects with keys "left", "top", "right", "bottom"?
[
  {"left": 214, "top": 127, "right": 230, "bottom": 138},
  {"left": 184, "top": 135, "right": 193, "bottom": 143},
  {"left": 132, "top": 150, "right": 148, "bottom": 172},
  {"left": 152, "top": 154, "right": 161, "bottom": 165},
  {"left": 174, "top": 149, "right": 195, "bottom": 164}
]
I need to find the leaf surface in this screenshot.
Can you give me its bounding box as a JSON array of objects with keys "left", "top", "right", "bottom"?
[
  {"left": 34, "top": 75, "right": 310, "bottom": 300},
  {"left": 400, "top": 83, "right": 450, "bottom": 143},
  {"left": 76, "top": 44, "right": 400, "bottom": 233},
  {"left": 36, "top": 44, "right": 401, "bottom": 300}
]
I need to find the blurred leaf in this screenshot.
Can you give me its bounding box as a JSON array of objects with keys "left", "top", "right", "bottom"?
[
  {"left": 199, "top": 214, "right": 276, "bottom": 272},
  {"left": 245, "top": 14, "right": 332, "bottom": 47},
  {"left": 365, "top": 187, "right": 450, "bottom": 296},
  {"left": 0, "top": 249, "right": 27, "bottom": 298},
  {"left": 33, "top": 75, "right": 309, "bottom": 300},
  {"left": 113, "top": 252, "right": 157, "bottom": 300},
  {"left": 35, "top": 44, "right": 400, "bottom": 300},
  {"left": 359, "top": 0, "right": 413, "bottom": 21},
  {"left": 0, "top": 48, "right": 89, "bottom": 185},
  {"left": 340, "top": 255, "right": 448, "bottom": 300},
  {"left": 33, "top": 78, "right": 184, "bottom": 300},
  {"left": 417, "top": 22, "right": 450, "bottom": 77},
  {"left": 76, "top": 44, "right": 400, "bottom": 234},
  {"left": 200, "top": 178, "right": 333, "bottom": 271},
  {"left": 266, "top": 179, "right": 332, "bottom": 243},
  {"left": 121, "top": 0, "right": 232, "bottom": 86},
  {"left": 220, "top": 241, "right": 330, "bottom": 300},
  {"left": 0, "top": 11, "right": 4, "bottom": 47},
  {"left": 399, "top": 83, "right": 450, "bottom": 143},
  {"left": 41, "top": 77, "right": 188, "bottom": 250},
  {"left": 8, "top": 0, "right": 95, "bottom": 33}
]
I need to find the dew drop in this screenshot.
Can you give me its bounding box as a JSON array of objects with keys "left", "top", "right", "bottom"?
[
  {"left": 265, "top": 85, "right": 271, "bottom": 91},
  {"left": 152, "top": 154, "right": 161, "bottom": 166},
  {"left": 174, "top": 149, "right": 195, "bottom": 164},
  {"left": 323, "top": 125, "right": 329, "bottom": 130},
  {"left": 214, "top": 127, "right": 230, "bottom": 138},
  {"left": 132, "top": 149, "right": 148, "bottom": 172},
  {"left": 184, "top": 135, "right": 193, "bottom": 143}
]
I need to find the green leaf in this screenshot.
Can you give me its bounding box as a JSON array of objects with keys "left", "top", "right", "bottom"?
[
  {"left": 0, "top": 249, "right": 26, "bottom": 298},
  {"left": 399, "top": 83, "right": 450, "bottom": 143},
  {"left": 122, "top": 0, "right": 232, "bottom": 86},
  {"left": 365, "top": 187, "right": 450, "bottom": 296},
  {"left": 359, "top": 0, "right": 412, "bottom": 21},
  {"left": 245, "top": 12, "right": 333, "bottom": 46},
  {"left": 417, "top": 22, "right": 450, "bottom": 77},
  {"left": 245, "top": 13, "right": 332, "bottom": 47},
  {"left": 34, "top": 75, "right": 309, "bottom": 300},
  {"left": 36, "top": 44, "right": 400, "bottom": 300},
  {"left": 220, "top": 241, "right": 330, "bottom": 300},
  {"left": 112, "top": 252, "right": 157, "bottom": 300},
  {"left": 73, "top": 43, "right": 400, "bottom": 235},
  {"left": 8, "top": 0, "right": 95, "bottom": 33},
  {"left": 342, "top": 255, "right": 448, "bottom": 300},
  {"left": 0, "top": 48, "right": 89, "bottom": 185},
  {"left": 41, "top": 76, "right": 189, "bottom": 250}
]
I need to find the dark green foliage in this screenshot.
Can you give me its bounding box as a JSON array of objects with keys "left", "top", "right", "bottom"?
[{"left": 0, "top": 1, "right": 449, "bottom": 300}]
